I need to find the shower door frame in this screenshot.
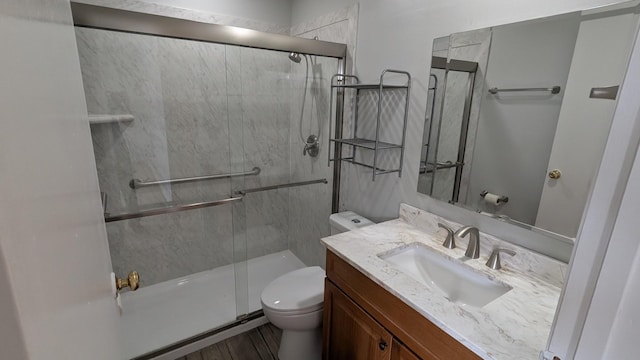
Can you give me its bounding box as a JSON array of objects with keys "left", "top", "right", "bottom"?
[
  {"left": 70, "top": 3, "right": 347, "bottom": 58},
  {"left": 71, "top": 3, "right": 348, "bottom": 358}
]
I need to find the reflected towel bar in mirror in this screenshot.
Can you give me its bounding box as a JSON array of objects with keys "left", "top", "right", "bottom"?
[
  {"left": 488, "top": 86, "right": 561, "bottom": 94},
  {"left": 129, "top": 167, "right": 261, "bottom": 189}
]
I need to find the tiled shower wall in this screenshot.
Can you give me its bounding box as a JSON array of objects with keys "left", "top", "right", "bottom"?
[
  {"left": 77, "top": 4, "right": 357, "bottom": 286},
  {"left": 78, "top": 28, "right": 301, "bottom": 286},
  {"left": 287, "top": 4, "right": 359, "bottom": 268}
]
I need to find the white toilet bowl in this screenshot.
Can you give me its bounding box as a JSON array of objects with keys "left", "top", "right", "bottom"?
[
  {"left": 261, "top": 211, "right": 374, "bottom": 360},
  {"left": 261, "top": 266, "right": 325, "bottom": 360}
]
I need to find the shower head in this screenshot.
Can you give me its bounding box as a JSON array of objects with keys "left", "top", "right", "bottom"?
[{"left": 288, "top": 52, "right": 302, "bottom": 63}]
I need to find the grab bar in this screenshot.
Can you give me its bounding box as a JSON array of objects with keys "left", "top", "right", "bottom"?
[
  {"left": 235, "top": 178, "right": 328, "bottom": 195},
  {"left": 488, "top": 86, "right": 560, "bottom": 95},
  {"left": 104, "top": 196, "right": 243, "bottom": 223},
  {"left": 129, "top": 167, "right": 261, "bottom": 189}
]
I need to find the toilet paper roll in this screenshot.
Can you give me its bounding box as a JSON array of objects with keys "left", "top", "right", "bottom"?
[{"left": 483, "top": 192, "right": 501, "bottom": 205}]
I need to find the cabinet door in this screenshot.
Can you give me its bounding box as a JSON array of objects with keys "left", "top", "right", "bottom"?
[
  {"left": 323, "top": 279, "right": 393, "bottom": 360},
  {"left": 391, "top": 339, "right": 422, "bottom": 360}
]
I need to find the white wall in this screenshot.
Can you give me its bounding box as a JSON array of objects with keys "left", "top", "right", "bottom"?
[
  {"left": 0, "top": 249, "right": 27, "bottom": 359},
  {"left": 327, "top": 0, "right": 630, "bottom": 262},
  {"left": 0, "top": 0, "right": 121, "bottom": 358},
  {"left": 291, "top": 0, "right": 356, "bottom": 24},
  {"left": 601, "top": 249, "right": 640, "bottom": 358},
  {"left": 148, "top": 0, "right": 293, "bottom": 27}
]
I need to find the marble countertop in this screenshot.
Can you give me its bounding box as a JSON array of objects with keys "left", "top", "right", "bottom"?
[{"left": 321, "top": 204, "right": 565, "bottom": 360}]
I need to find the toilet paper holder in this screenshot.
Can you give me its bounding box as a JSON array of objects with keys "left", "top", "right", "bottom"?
[{"left": 480, "top": 190, "right": 509, "bottom": 204}]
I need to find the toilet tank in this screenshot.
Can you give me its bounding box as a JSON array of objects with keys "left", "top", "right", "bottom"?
[{"left": 329, "top": 211, "right": 374, "bottom": 235}]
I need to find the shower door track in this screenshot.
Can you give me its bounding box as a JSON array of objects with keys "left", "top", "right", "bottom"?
[{"left": 131, "top": 309, "right": 265, "bottom": 360}]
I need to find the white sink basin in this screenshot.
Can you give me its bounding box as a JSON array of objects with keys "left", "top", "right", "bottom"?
[{"left": 379, "top": 243, "right": 512, "bottom": 307}]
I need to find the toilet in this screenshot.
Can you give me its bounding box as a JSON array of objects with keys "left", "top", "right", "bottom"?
[{"left": 261, "top": 211, "right": 374, "bottom": 360}]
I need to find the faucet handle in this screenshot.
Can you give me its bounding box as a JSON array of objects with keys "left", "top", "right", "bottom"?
[
  {"left": 486, "top": 248, "right": 516, "bottom": 270},
  {"left": 438, "top": 223, "right": 455, "bottom": 249}
]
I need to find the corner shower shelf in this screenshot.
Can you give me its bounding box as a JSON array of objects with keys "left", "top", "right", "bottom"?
[{"left": 328, "top": 70, "right": 411, "bottom": 181}]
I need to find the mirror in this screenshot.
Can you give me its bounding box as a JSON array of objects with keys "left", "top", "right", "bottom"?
[{"left": 418, "top": 3, "right": 640, "bottom": 239}]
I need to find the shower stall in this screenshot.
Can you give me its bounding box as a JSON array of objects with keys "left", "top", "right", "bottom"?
[{"left": 72, "top": 3, "right": 346, "bottom": 359}]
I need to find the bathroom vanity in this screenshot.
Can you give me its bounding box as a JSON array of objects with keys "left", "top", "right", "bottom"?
[
  {"left": 323, "top": 251, "right": 480, "bottom": 359},
  {"left": 321, "top": 204, "right": 566, "bottom": 360}
]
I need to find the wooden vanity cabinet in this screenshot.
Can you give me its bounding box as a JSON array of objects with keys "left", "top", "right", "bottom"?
[
  {"left": 323, "top": 280, "right": 393, "bottom": 360},
  {"left": 323, "top": 250, "right": 481, "bottom": 360},
  {"left": 391, "top": 339, "right": 422, "bottom": 360}
]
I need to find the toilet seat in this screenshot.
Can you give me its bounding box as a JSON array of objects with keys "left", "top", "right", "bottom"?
[{"left": 261, "top": 266, "right": 325, "bottom": 316}]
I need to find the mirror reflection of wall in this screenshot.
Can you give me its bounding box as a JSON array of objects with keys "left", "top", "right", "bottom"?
[{"left": 418, "top": 5, "right": 640, "bottom": 238}]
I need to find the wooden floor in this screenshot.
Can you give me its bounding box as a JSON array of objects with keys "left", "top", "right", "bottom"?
[{"left": 178, "top": 323, "right": 282, "bottom": 360}]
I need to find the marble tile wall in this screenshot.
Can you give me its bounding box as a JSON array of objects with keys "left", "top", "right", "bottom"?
[
  {"left": 287, "top": 5, "right": 358, "bottom": 268},
  {"left": 78, "top": 27, "right": 297, "bottom": 286},
  {"left": 77, "top": 4, "right": 354, "bottom": 285},
  {"left": 233, "top": 47, "right": 293, "bottom": 260},
  {"left": 78, "top": 28, "right": 240, "bottom": 286}
]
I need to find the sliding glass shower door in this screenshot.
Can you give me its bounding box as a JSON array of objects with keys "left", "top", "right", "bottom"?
[
  {"left": 77, "top": 27, "right": 250, "bottom": 358},
  {"left": 234, "top": 46, "right": 340, "bottom": 315},
  {"left": 76, "top": 17, "right": 341, "bottom": 359}
]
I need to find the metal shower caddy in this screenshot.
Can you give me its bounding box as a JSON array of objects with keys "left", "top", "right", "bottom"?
[{"left": 328, "top": 69, "right": 411, "bottom": 181}]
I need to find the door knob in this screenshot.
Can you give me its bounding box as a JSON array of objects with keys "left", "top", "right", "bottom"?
[
  {"left": 115, "top": 271, "right": 140, "bottom": 291},
  {"left": 548, "top": 169, "right": 561, "bottom": 179}
]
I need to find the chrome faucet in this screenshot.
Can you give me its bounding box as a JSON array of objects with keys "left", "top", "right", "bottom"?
[{"left": 454, "top": 225, "right": 480, "bottom": 259}]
